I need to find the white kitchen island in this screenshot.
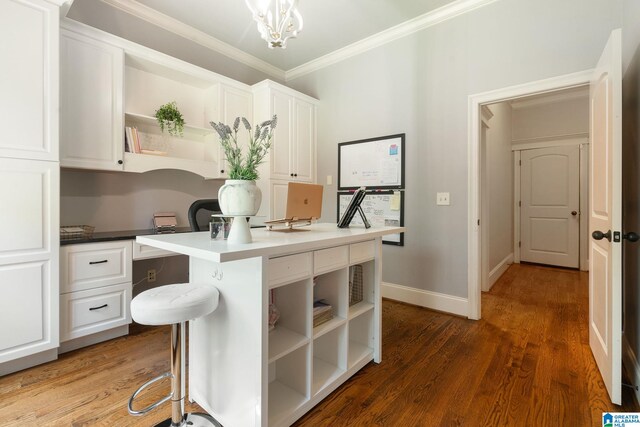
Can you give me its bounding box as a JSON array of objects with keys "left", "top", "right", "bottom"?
[{"left": 137, "top": 223, "right": 404, "bottom": 427}]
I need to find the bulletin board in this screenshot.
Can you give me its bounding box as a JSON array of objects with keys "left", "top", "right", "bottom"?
[
  {"left": 338, "top": 134, "right": 405, "bottom": 190},
  {"left": 337, "top": 191, "right": 404, "bottom": 246}
]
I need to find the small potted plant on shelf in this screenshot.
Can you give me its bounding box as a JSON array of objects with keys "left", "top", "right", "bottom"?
[
  {"left": 210, "top": 115, "right": 277, "bottom": 215},
  {"left": 154, "top": 101, "right": 185, "bottom": 137}
]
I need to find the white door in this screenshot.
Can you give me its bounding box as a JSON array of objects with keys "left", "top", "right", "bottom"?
[
  {"left": 520, "top": 145, "right": 580, "bottom": 268},
  {"left": 589, "top": 29, "right": 622, "bottom": 405}
]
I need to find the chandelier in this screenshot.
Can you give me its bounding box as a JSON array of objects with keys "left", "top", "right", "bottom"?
[{"left": 245, "top": 0, "right": 303, "bottom": 49}]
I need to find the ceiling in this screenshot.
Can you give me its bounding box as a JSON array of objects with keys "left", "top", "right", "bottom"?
[{"left": 69, "top": 0, "right": 459, "bottom": 72}]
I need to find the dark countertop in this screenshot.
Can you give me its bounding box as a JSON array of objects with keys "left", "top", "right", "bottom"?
[{"left": 60, "top": 227, "right": 194, "bottom": 245}]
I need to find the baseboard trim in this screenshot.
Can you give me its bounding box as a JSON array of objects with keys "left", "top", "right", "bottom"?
[
  {"left": 622, "top": 334, "right": 640, "bottom": 405},
  {"left": 59, "top": 325, "right": 129, "bottom": 354},
  {"left": 486, "top": 253, "right": 513, "bottom": 291},
  {"left": 0, "top": 349, "right": 58, "bottom": 376},
  {"left": 381, "top": 282, "right": 468, "bottom": 317}
]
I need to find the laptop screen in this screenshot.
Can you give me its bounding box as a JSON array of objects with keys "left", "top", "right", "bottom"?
[{"left": 285, "top": 182, "right": 323, "bottom": 220}]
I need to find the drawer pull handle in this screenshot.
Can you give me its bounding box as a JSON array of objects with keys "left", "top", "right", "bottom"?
[
  {"left": 89, "top": 260, "right": 108, "bottom": 265},
  {"left": 89, "top": 304, "right": 108, "bottom": 311}
]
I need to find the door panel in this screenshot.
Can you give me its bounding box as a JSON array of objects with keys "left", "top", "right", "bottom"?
[
  {"left": 520, "top": 145, "right": 580, "bottom": 268},
  {"left": 589, "top": 28, "right": 622, "bottom": 405}
]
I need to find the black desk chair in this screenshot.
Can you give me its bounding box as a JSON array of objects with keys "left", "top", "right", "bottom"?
[{"left": 188, "top": 199, "right": 221, "bottom": 232}]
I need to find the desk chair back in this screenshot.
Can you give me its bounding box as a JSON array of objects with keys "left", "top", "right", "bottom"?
[{"left": 188, "top": 199, "right": 221, "bottom": 231}]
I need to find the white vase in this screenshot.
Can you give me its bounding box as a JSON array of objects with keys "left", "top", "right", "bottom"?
[{"left": 218, "top": 179, "right": 262, "bottom": 216}]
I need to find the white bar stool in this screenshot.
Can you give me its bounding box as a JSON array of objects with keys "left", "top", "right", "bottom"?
[{"left": 128, "top": 283, "right": 222, "bottom": 427}]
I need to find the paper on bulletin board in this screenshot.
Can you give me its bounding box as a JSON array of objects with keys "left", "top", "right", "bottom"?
[{"left": 337, "top": 191, "right": 404, "bottom": 246}]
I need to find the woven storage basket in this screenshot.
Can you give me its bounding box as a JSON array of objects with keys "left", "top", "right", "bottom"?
[{"left": 349, "top": 264, "right": 364, "bottom": 306}]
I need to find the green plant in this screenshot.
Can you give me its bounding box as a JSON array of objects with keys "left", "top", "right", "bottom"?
[
  {"left": 154, "top": 101, "right": 185, "bottom": 136},
  {"left": 210, "top": 115, "right": 277, "bottom": 180}
]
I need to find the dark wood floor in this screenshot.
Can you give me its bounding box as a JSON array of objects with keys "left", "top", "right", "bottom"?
[{"left": 0, "top": 263, "right": 636, "bottom": 426}]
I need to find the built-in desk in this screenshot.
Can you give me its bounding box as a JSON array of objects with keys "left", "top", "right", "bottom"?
[{"left": 137, "top": 223, "right": 404, "bottom": 427}]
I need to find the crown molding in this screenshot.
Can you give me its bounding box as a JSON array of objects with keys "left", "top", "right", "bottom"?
[
  {"left": 285, "top": 0, "right": 500, "bottom": 81},
  {"left": 100, "top": 0, "right": 286, "bottom": 81}
]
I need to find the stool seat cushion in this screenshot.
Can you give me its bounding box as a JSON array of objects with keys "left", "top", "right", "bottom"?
[{"left": 131, "top": 283, "right": 219, "bottom": 325}]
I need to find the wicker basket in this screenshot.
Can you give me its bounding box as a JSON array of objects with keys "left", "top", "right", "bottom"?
[
  {"left": 60, "top": 225, "right": 95, "bottom": 240},
  {"left": 349, "top": 264, "right": 364, "bottom": 306}
]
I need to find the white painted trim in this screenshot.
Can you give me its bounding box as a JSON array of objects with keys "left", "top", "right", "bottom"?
[
  {"left": 513, "top": 151, "right": 521, "bottom": 263},
  {"left": 59, "top": 0, "right": 74, "bottom": 17},
  {"left": 622, "top": 334, "right": 640, "bottom": 405},
  {"left": 511, "top": 134, "right": 588, "bottom": 150},
  {"left": 99, "top": 0, "right": 285, "bottom": 80},
  {"left": 510, "top": 89, "right": 588, "bottom": 110},
  {"left": 381, "top": 282, "right": 468, "bottom": 317},
  {"left": 468, "top": 69, "right": 593, "bottom": 320},
  {"left": 580, "top": 143, "right": 589, "bottom": 271},
  {"left": 285, "top": 0, "right": 499, "bottom": 81},
  {"left": 486, "top": 253, "right": 513, "bottom": 291},
  {"left": 0, "top": 349, "right": 57, "bottom": 376}
]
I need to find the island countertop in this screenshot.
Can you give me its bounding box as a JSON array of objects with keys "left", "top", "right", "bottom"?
[{"left": 137, "top": 223, "right": 405, "bottom": 263}]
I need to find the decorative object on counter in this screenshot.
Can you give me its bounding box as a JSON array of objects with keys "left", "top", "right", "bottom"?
[
  {"left": 153, "top": 212, "right": 177, "bottom": 232},
  {"left": 60, "top": 225, "right": 95, "bottom": 240},
  {"left": 349, "top": 264, "right": 364, "bottom": 306},
  {"left": 154, "top": 101, "right": 185, "bottom": 137},
  {"left": 209, "top": 218, "right": 230, "bottom": 240},
  {"left": 268, "top": 289, "right": 280, "bottom": 332},
  {"left": 211, "top": 116, "right": 277, "bottom": 216},
  {"left": 245, "top": 0, "right": 303, "bottom": 49},
  {"left": 211, "top": 214, "right": 255, "bottom": 244}
]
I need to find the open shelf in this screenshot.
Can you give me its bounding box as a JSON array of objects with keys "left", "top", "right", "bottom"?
[
  {"left": 313, "top": 317, "right": 346, "bottom": 339},
  {"left": 348, "top": 300, "right": 374, "bottom": 320},
  {"left": 313, "top": 269, "right": 348, "bottom": 329},
  {"left": 312, "top": 325, "right": 346, "bottom": 396},
  {"left": 125, "top": 112, "right": 214, "bottom": 135},
  {"left": 348, "top": 309, "right": 374, "bottom": 369},
  {"left": 268, "top": 345, "right": 310, "bottom": 426},
  {"left": 269, "top": 279, "right": 311, "bottom": 363}
]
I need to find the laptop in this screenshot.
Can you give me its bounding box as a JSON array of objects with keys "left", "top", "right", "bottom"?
[{"left": 265, "top": 182, "right": 323, "bottom": 228}]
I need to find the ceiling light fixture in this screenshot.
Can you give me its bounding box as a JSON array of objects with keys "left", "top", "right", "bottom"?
[{"left": 245, "top": 0, "right": 303, "bottom": 49}]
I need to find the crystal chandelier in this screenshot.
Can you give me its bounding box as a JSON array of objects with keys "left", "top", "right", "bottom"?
[{"left": 245, "top": 0, "right": 303, "bottom": 49}]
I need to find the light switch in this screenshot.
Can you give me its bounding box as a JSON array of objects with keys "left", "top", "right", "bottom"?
[
  {"left": 326, "top": 175, "right": 333, "bottom": 185},
  {"left": 437, "top": 192, "right": 450, "bottom": 206}
]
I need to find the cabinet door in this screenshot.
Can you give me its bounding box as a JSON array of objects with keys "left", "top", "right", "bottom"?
[
  {"left": 269, "top": 91, "right": 293, "bottom": 181},
  {"left": 0, "top": 158, "right": 59, "bottom": 363},
  {"left": 293, "top": 99, "right": 315, "bottom": 183},
  {"left": 270, "top": 180, "right": 290, "bottom": 221},
  {"left": 218, "top": 84, "right": 253, "bottom": 178},
  {"left": 0, "top": 0, "right": 59, "bottom": 161},
  {"left": 60, "top": 30, "right": 124, "bottom": 171}
]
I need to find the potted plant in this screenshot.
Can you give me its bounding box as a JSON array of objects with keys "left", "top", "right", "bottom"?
[
  {"left": 154, "top": 101, "right": 185, "bottom": 137},
  {"left": 210, "top": 115, "right": 277, "bottom": 215}
]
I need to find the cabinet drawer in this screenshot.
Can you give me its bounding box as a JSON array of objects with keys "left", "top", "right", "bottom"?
[
  {"left": 314, "top": 245, "right": 348, "bottom": 275},
  {"left": 268, "top": 252, "right": 312, "bottom": 288},
  {"left": 61, "top": 241, "right": 132, "bottom": 293},
  {"left": 133, "top": 242, "right": 177, "bottom": 260},
  {"left": 350, "top": 240, "right": 375, "bottom": 264},
  {"left": 60, "top": 283, "right": 131, "bottom": 342}
]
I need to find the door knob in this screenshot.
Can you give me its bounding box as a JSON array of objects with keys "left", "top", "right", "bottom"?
[
  {"left": 571, "top": 211, "right": 578, "bottom": 216},
  {"left": 592, "top": 230, "right": 612, "bottom": 241},
  {"left": 624, "top": 232, "right": 640, "bottom": 242}
]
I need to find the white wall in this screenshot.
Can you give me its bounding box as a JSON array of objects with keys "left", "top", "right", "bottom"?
[
  {"left": 60, "top": 169, "right": 222, "bottom": 232},
  {"left": 485, "top": 103, "right": 513, "bottom": 288},
  {"left": 511, "top": 95, "right": 589, "bottom": 142},
  {"left": 287, "top": 0, "right": 621, "bottom": 299}
]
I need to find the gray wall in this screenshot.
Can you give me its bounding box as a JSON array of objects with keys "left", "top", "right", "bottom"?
[
  {"left": 622, "top": 0, "right": 640, "bottom": 396},
  {"left": 61, "top": 169, "right": 222, "bottom": 232},
  {"left": 485, "top": 103, "right": 513, "bottom": 275},
  {"left": 288, "top": 0, "right": 621, "bottom": 297}
]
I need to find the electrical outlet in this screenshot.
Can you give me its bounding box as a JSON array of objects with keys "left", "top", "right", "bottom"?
[
  {"left": 327, "top": 175, "right": 333, "bottom": 185},
  {"left": 147, "top": 269, "right": 156, "bottom": 282},
  {"left": 437, "top": 192, "right": 450, "bottom": 206}
]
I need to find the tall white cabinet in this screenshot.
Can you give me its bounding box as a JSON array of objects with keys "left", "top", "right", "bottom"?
[
  {"left": 252, "top": 80, "right": 318, "bottom": 220},
  {"left": 0, "top": 0, "right": 62, "bottom": 374}
]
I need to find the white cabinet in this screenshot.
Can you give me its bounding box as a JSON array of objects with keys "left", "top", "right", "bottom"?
[
  {"left": 0, "top": 0, "right": 59, "bottom": 162},
  {"left": 253, "top": 80, "right": 318, "bottom": 220},
  {"left": 59, "top": 241, "right": 132, "bottom": 344},
  {"left": 60, "top": 30, "right": 124, "bottom": 171},
  {"left": 215, "top": 83, "right": 253, "bottom": 178},
  {"left": 0, "top": 0, "right": 61, "bottom": 374},
  {"left": 0, "top": 159, "right": 60, "bottom": 366}
]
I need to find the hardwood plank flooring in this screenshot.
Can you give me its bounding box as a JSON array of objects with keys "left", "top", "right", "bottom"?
[{"left": 0, "top": 263, "right": 636, "bottom": 426}]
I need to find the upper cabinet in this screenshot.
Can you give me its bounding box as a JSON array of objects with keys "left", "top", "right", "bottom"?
[
  {"left": 0, "top": 0, "right": 60, "bottom": 161},
  {"left": 215, "top": 84, "right": 253, "bottom": 178},
  {"left": 60, "top": 30, "right": 124, "bottom": 171},
  {"left": 253, "top": 80, "right": 318, "bottom": 183}
]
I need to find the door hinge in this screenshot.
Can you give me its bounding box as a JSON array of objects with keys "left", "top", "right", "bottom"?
[
  {"left": 519, "top": 241, "right": 521, "bottom": 247},
  {"left": 519, "top": 160, "right": 522, "bottom": 166},
  {"left": 519, "top": 201, "right": 521, "bottom": 207},
  {"left": 477, "top": 219, "right": 480, "bottom": 226}
]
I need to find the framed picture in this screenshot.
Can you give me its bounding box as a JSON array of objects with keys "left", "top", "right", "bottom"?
[{"left": 338, "top": 134, "right": 405, "bottom": 190}]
